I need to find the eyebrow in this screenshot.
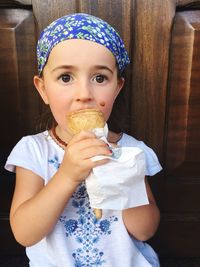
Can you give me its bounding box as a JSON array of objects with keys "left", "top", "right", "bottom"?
[
  {"left": 93, "top": 65, "right": 114, "bottom": 74},
  {"left": 51, "top": 65, "right": 114, "bottom": 74},
  {"left": 51, "top": 65, "right": 75, "bottom": 72}
]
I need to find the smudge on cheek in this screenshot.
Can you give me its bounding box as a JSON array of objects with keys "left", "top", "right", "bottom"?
[{"left": 99, "top": 101, "right": 106, "bottom": 107}]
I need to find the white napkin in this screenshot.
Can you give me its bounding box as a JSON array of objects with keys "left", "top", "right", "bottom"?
[{"left": 85, "top": 125, "right": 149, "bottom": 210}]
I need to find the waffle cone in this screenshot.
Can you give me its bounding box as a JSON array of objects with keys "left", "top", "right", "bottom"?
[
  {"left": 94, "top": 208, "right": 102, "bottom": 219},
  {"left": 67, "top": 109, "right": 105, "bottom": 135},
  {"left": 67, "top": 109, "right": 104, "bottom": 219}
]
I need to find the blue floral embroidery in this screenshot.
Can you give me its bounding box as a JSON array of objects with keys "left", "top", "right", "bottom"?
[
  {"left": 48, "top": 155, "right": 60, "bottom": 169},
  {"left": 48, "top": 155, "right": 118, "bottom": 266}
]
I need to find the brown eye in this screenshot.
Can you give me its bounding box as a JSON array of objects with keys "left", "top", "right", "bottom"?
[
  {"left": 61, "top": 74, "right": 71, "bottom": 83},
  {"left": 95, "top": 75, "right": 106, "bottom": 83}
]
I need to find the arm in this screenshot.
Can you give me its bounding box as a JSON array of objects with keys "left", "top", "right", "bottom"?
[
  {"left": 122, "top": 177, "right": 160, "bottom": 241},
  {"left": 10, "top": 166, "right": 77, "bottom": 247},
  {"left": 10, "top": 131, "right": 111, "bottom": 247}
]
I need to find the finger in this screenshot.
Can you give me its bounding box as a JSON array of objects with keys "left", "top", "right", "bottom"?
[
  {"left": 68, "top": 131, "right": 96, "bottom": 146},
  {"left": 81, "top": 145, "right": 112, "bottom": 159},
  {"left": 79, "top": 138, "right": 109, "bottom": 151},
  {"left": 80, "top": 157, "right": 110, "bottom": 170},
  {"left": 68, "top": 135, "right": 108, "bottom": 153},
  {"left": 92, "top": 158, "right": 111, "bottom": 168}
]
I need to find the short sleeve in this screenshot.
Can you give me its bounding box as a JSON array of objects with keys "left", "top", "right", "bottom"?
[
  {"left": 5, "top": 136, "right": 45, "bottom": 179},
  {"left": 136, "top": 141, "right": 162, "bottom": 176},
  {"left": 119, "top": 133, "right": 162, "bottom": 176}
]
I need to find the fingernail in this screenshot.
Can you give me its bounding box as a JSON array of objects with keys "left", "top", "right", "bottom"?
[{"left": 109, "top": 149, "right": 113, "bottom": 155}]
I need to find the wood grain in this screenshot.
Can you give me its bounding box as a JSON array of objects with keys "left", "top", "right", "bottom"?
[
  {"left": 0, "top": 0, "right": 31, "bottom": 7},
  {"left": 176, "top": 0, "right": 200, "bottom": 7},
  {"left": 156, "top": 10, "right": 200, "bottom": 257},
  {"left": 0, "top": 7, "right": 40, "bottom": 254},
  {"left": 165, "top": 11, "right": 200, "bottom": 173},
  {"left": 32, "top": 0, "right": 77, "bottom": 34},
  {"left": 130, "top": 0, "right": 176, "bottom": 156}
]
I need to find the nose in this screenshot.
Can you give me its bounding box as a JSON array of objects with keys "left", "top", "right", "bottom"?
[{"left": 75, "top": 79, "right": 93, "bottom": 102}]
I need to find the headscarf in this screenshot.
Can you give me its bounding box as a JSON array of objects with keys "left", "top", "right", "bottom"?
[{"left": 37, "top": 13, "right": 130, "bottom": 76}]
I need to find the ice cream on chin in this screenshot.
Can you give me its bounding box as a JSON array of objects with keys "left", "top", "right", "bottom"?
[{"left": 66, "top": 108, "right": 105, "bottom": 219}]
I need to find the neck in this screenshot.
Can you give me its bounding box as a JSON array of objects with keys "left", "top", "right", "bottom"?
[
  {"left": 107, "top": 131, "right": 123, "bottom": 145},
  {"left": 51, "top": 126, "right": 69, "bottom": 149}
]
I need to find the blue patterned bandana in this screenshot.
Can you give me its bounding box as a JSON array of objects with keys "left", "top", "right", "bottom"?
[{"left": 37, "top": 13, "right": 130, "bottom": 76}]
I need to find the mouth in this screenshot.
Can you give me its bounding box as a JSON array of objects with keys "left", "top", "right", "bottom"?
[{"left": 73, "top": 107, "right": 99, "bottom": 112}]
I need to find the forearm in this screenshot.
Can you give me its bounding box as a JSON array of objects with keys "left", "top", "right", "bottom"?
[
  {"left": 122, "top": 201, "right": 160, "bottom": 241},
  {"left": 10, "top": 170, "right": 78, "bottom": 247}
]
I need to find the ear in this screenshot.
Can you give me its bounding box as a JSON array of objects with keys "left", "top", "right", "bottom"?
[
  {"left": 33, "top": 75, "right": 49, "bottom": 104},
  {"left": 114, "top": 77, "right": 125, "bottom": 99}
]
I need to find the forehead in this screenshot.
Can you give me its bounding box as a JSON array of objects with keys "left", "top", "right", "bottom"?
[{"left": 47, "top": 39, "right": 116, "bottom": 68}]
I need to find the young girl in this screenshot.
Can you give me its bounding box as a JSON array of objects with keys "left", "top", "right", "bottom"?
[{"left": 5, "top": 13, "right": 162, "bottom": 267}]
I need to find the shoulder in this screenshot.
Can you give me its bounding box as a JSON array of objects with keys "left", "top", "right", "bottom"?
[
  {"left": 13, "top": 131, "right": 56, "bottom": 155},
  {"left": 19, "top": 131, "right": 50, "bottom": 147},
  {"left": 119, "top": 133, "right": 149, "bottom": 149},
  {"left": 5, "top": 131, "right": 63, "bottom": 180},
  {"left": 118, "top": 133, "right": 141, "bottom": 147},
  {"left": 5, "top": 131, "right": 50, "bottom": 174}
]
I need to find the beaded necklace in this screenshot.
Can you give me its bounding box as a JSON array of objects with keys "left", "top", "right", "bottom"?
[
  {"left": 51, "top": 127, "right": 67, "bottom": 148},
  {"left": 51, "top": 127, "right": 123, "bottom": 149}
]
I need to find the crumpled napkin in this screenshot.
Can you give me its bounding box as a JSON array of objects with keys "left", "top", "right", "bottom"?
[{"left": 85, "top": 125, "right": 149, "bottom": 210}]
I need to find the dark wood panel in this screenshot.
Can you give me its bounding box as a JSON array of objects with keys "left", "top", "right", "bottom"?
[
  {"left": 177, "top": 0, "right": 200, "bottom": 4},
  {"left": 0, "top": 218, "right": 24, "bottom": 255},
  {"left": 0, "top": 0, "right": 31, "bottom": 8},
  {"left": 130, "top": 0, "right": 175, "bottom": 157},
  {"left": 32, "top": 0, "right": 77, "bottom": 34},
  {"left": 0, "top": 8, "right": 39, "bottom": 151},
  {"left": 177, "top": 0, "right": 200, "bottom": 9},
  {"left": 162, "top": 179, "right": 200, "bottom": 212},
  {"left": 0, "top": 24, "right": 20, "bottom": 143},
  {"left": 156, "top": 218, "right": 200, "bottom": 257},
  {"left": 161, "top": 10, "right": 200, "bottom": 257},
  {"left": 0, "top": 8, "right": 40, "bottom": 255},
  {"left": 166, "top": 11, "right": 200, "bottom": 175}
]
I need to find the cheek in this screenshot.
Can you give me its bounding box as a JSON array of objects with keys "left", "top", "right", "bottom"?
[
  {"left": 46, "top": 92, "right": 69, "bottom": 121},
  {"left": 45, "top": 85, "right": 68, "bottom": 110},
  {"left": 48, "top": 94, "right": 63, "bottom": 110}
]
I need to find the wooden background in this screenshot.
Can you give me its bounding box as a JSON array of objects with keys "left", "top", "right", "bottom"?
[{"left": 0, "top": 0, "right": 200, "bottom": 259}]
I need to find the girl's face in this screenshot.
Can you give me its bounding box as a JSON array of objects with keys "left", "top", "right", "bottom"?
[{"left": 34, "top": 39, "right": 124, "bottom": 140}]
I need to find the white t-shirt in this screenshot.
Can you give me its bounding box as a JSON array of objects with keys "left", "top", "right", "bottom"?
[{"left": 5, "top": 131, "right": 162, "bottom": 267}]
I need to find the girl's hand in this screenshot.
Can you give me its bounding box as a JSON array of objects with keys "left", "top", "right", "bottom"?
[{"left": 58, "top": 131, "right": 111, "bottom": 186}]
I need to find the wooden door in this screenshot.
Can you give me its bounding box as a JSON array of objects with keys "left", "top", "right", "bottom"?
[
  {"left": 157, "top": 8, "right": 200, "bottom": 257},
  {"left": 0, "top": 0, "right": 200, "bottom": 260},
  {"left": 0, "top": 1, "right": 40, "bottom": 255}
]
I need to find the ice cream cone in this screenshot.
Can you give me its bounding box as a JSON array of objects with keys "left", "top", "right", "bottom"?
[
  {"left": 66, "top": 108, "right": 105, "bottom": 135},
  {"left": 67, "top": 109, "right": 105, "bottom": 219}
]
